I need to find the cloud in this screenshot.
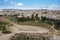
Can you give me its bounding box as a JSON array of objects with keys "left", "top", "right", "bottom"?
[
  {"left": 47, "top": 4, "right": 60, "bottom": 10},
  {"left": 27, "top": 4, "right": 60, "bottom": 10},
  {"left": 39, "top": 4, "right": 60, "bottom": 10},
  {"left": 10, "top": 2, "right": 23, "bottom": 7},
  {"left": 16, "top": 3, "right": 23, "bottom": 6}
]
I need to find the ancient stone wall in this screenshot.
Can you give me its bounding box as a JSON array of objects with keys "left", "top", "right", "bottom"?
[{"left": 10, "top": 33, "right": 53, "bottom": 40}]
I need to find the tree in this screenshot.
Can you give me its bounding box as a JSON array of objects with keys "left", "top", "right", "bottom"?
[
  {"left": 35, "top": 13, "right": 39, "bottom": 20},
  {"left": 26, "top": 16, "right": 31, "bottom": 21},
  {"left": 31, "top": 14, "right": 34, "bottom": 21},
  {"left": 17, "top": 17, "right": 26, "bottom": 22},
  {"left": 41, "top": 16, "right": 47, "bottom": 22},
  {"left": 54, "top": 20, "right": 60, "bottom": 30}
]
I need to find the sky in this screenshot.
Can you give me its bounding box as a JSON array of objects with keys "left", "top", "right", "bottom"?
[{"left": 0, "top": 0, "right": 60, "bottom": 10}]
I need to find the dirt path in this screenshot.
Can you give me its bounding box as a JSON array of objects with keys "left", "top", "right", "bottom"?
[
  {"left": 0, "top": 17, "right": 50, "bottom": 40},
  {"left": 0, "top": 17, "right": 60, "bottom": 40},
  {"left": 2, "top": 17, "right": 49, "bottom": 33}
]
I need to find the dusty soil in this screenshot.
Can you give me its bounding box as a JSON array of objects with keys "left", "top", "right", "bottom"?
[{"left": 0, "top": 17, "right": 60, "bottom": 40}]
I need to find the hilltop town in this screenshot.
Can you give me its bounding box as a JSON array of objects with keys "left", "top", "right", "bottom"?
[{"left": 0, "top": 9, "right": 60, "bottom": 19}]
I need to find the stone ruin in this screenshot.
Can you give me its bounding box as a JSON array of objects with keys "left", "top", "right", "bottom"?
[{"left": 9, "top": 32, "right": 53, "bottom": 40}]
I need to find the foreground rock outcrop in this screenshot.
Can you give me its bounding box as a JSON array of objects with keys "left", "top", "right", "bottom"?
[{"left": 9, "top": 32, "right": 53, "bottom": 40}]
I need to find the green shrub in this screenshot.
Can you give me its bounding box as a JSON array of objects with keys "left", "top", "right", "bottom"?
[{"left": 0, "top": 21, "right": 11, "bottom": 34}]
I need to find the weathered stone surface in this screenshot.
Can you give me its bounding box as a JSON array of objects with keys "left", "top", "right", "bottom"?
[{"left": 10, "top": 33, "right": 53, "bottom": 40}]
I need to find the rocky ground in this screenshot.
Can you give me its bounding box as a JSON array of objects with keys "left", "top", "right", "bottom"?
[
  {"left": 0, "top": 24, "right": 49, "bottom": 40},
  {"left": 0, "top": 17, "right": 60, "bottom": 40}
]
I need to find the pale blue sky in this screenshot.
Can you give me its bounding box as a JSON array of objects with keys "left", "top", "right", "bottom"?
[{"left": 0, "top": 0, "right": 60, "bottom": 10}]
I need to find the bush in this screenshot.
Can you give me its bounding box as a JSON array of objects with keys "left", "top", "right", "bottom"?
[
  {"left": 0, "top": 21, "right": 11, "bottom": 34},
  {"left": 41, "top": 16, "right": 47, "bottom": 22},
  {"left": 54, "top": 21, "right": 60, "bottom": 30},
  {"left": 17, "top": 17, "right": 26, "bottom": 22},
  {"left": 2, "top": 31, "right": 11, "bottom": 34}
]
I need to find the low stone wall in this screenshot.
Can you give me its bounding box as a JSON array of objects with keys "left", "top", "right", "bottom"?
[{"left": 10, "top": 32, "right": 53, "bottom": 40}]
